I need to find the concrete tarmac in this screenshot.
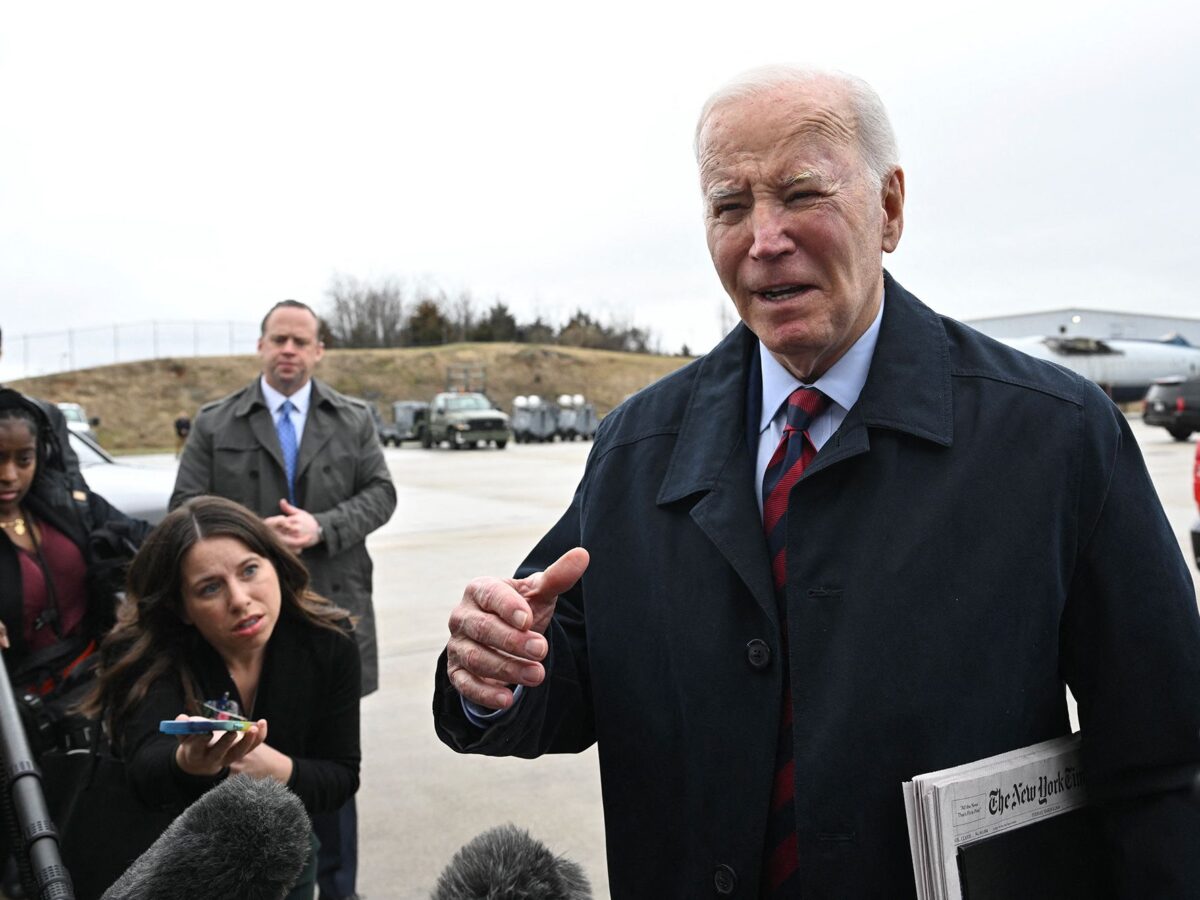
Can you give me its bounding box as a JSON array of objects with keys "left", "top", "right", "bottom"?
[
  {"left": 362, "top": 441, "right": 606, "bottom": 898},
  {"left": 123, "top": 415, "right": 1200, "bottom": 898}
]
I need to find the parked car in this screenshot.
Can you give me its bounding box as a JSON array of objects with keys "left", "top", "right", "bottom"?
[
  {"left": 68, "top": 431, "right": 174, "bottom": 523},
  {"left": 420, "top": 392, "right": 509, "bottom": 450},
  {"left": 389, "top": 401, "right": 429, "bottom": 445},
  {"left": 56, "top": 402, "right": 100, "bottom": 441},
  {"left": 367, "top": 404, "right": 402, "bottom": 447},
  {"left": 1143, "top": 376, "right": 1200, "bottom": 441},
  {"left": 1192, "top": 441, "right": 1199, "bottom": 572}
]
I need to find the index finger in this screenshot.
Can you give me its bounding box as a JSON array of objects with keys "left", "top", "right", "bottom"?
[
  {"left": 463, "top": 577, "right": 533, "bottom": 631},
  {"left": 221, "top": 720, "right": 268, "bottom": 763}
]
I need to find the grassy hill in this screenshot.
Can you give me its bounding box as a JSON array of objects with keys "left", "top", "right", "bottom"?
[{"left": 11, "top": 343, "right": 694, "bottom": 453}]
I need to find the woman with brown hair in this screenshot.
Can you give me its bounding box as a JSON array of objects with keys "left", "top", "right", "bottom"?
[{"left": 81, "top": 495, "right": 361, "bottom": 899}]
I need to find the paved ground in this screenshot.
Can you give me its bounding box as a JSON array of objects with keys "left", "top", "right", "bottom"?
[
  {"left": 361, "top": 441, "right": 606, "bottom": 898},
  {"left": 123, "top": 416, "right": 1200, "bottom": 898}
]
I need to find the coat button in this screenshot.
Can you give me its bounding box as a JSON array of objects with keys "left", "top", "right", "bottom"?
[
  {"left": 746, "top": 639, "right": 771, "bottom": 670},
  {"left": 714, "top": 864, "right": 737, "bottom": 895},
  {"left": 249, "top": 470, "right": 258, "bottom": 479}
]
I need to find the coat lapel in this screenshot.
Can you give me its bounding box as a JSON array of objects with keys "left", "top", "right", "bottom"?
[
  {"left": 853, "top": 273, "right": 954, "bottom": 447},
  {"left": 238, "top": 382, "right": 289, "bottom": 478},
  {"left": 295, "top": 380, "right": 336, "bottom": 485},
  {"left": 794, "top": 273, "right": 955, "bottom": 482},
  {"left": 650, "top": 274, "right": 955, "bottom": 625},
  {"left": 657, "top": 324, "right": 779, "bottom": 624}
]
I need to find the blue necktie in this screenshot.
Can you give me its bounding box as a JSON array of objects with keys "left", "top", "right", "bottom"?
[{"left": 276, "top": 400, "right": 298, "bottom": 504}]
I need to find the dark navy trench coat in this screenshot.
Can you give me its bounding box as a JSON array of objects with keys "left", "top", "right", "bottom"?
[{"left": 435, "top": 275, "right": 1200, "bottom": 898}]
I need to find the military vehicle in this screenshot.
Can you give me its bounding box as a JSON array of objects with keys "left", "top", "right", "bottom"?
[
  {"left": 554, "top": 394, "right": 599, "bottom": 441},
  {"left": 419, "top": 392, "right": 510, "bottom": 449},
  {"left": 390, "top": 401, "right": 430, "bottom": 445},
  {"left": 511, "top": 396, "right": 559, "bottom": 443}
]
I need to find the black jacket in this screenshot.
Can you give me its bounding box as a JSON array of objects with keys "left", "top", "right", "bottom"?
[
  {"left": 123, "top": 609, "right": 362, "bottom": 817},
  {"left": 0, "top": 467, "right": 149, "bottom": 673},
  {"left": 435, "top": 275, "right": 1200, "bottom": 898}
]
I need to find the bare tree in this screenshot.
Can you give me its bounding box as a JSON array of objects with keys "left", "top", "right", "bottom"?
[
  {"left": 324, "top": 273, "right": 405, "bottom": 348},
  {"left": 448, "top": 290, "right": 477, "bottom": 343},
  {"left": 320, "top": 271, "right": 663, "bottom": 354}
]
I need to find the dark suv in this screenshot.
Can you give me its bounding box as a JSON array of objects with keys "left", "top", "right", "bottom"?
[{"left": 1143, "top": 377, "right": 1200, "bottom": 441}]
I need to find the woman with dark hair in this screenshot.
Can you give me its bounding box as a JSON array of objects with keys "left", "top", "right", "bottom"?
[
  {"left": 0, "top": 387, "right": 148, "bottom": 712},
  {"left": 80, "top": 495, "right": 361, "bottom": 899}
]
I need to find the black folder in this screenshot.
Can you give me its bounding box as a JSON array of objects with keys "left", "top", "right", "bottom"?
[{"left": 956, "top": 805, "right": 1114, "bottom": 900}]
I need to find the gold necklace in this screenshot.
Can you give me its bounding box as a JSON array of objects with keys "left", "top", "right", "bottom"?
[{"left": 0, "top": 517, "right": 26, "bottom": 536}]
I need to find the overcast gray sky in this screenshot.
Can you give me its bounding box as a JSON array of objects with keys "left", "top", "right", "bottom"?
[{"left": 3, "top": 0, "right": 1197, "bottom": 379}]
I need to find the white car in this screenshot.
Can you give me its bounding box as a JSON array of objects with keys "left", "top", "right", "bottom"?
[
  {"left": 56, "top": 402, "right": 99, "bottom": 440},
  {"left": 68, "top": 431, "right": 174, "bottom": 523}
]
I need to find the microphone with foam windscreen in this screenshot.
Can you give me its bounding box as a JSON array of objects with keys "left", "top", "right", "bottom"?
[
  {"left": 100, "top": 774, "right": 311, "bottom": 900},
  {"left": 432, "top": 823, "right": 592, "bottom": 900}
]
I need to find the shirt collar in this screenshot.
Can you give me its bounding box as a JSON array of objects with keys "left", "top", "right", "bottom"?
[
  {"left": 757, "top": 291, "right": 885, "bottom": 433},
  {"left": 259, "top": 376, "right": 313, "bottom": 416}
]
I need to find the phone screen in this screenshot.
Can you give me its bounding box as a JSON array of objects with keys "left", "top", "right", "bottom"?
[{"left": 159, "top": 718, "right": 254, "bottom": 734}]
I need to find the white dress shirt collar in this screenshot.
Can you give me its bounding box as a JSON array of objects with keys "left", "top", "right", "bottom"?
[
  {"left": 260, "top": 376, "right": 313, "bottom": 417},
  {"left": 757, "top": 292, "right": 885, "bottom": 434}
]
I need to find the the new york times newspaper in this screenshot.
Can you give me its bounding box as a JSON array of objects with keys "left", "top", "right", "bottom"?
[{"left": 903, "top": 734, "right": 1093, "bottom": 900}]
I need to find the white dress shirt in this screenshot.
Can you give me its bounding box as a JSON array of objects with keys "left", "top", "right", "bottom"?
[
  {"left": 260, "top": 376, "right": 313, "bottom": 443},
  {"left": 754, "top": 294, "right": 884, "bottom": 516}
]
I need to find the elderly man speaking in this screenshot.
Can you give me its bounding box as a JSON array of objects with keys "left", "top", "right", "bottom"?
[{"left": 434, "top": 67, "right": 1200, "bottom": 897}]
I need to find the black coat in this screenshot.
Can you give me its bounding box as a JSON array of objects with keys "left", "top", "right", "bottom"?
[
  {"left": 0, "top": 468, "right": 149, "bottom": 671},
  {"left": 435, "top": 275, "right": 1200, "bottom": 898},
  {"left": 122, "top": 609, "right": 362, "bottom": 817}
]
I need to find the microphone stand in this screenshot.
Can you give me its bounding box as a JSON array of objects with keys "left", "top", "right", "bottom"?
[{"left": 0, "top": 650, "right": 75, "bottom": 899}]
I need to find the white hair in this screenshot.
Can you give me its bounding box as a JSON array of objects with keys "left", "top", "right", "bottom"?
[{"left": 694, "top": 65, "right": 899, "bottom": 188}]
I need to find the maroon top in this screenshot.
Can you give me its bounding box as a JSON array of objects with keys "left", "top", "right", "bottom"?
[{"left": 17, "top": 519, "right": 88, "bottom": 650}]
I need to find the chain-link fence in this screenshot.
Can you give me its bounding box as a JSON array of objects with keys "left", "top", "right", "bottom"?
[{"left": 0, "top": 321, "right": 259, "bottom": 381}]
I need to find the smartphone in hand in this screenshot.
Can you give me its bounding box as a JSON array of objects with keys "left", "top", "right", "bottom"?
[{"left": 159, "top": 718, "right": 254, "bottom": 734}]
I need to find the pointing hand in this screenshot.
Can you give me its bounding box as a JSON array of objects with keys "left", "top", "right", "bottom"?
[{"left": 445, "top": 547, "right": 589, "bottom": 710}]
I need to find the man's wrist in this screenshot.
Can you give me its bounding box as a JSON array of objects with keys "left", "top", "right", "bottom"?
[{"left": 461, "top": 685, "right": 525, "bottom": 728}]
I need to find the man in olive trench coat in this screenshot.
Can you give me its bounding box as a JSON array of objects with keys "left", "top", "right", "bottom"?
[{"left": 173, "top": 299, "right": 395, "bottom": 900}]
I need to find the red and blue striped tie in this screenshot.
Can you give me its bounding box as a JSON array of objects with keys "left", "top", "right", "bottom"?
[{"left": 761, "top": 386, "right": 830, "bottom": 896}]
